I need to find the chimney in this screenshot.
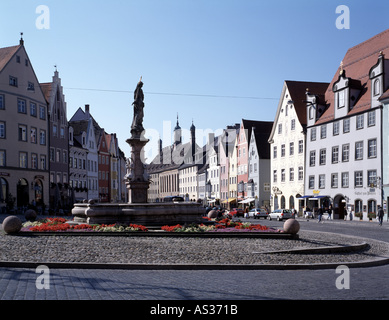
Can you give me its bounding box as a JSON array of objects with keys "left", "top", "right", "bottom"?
[{"left": 85, "top": 104, "right": 90, "bottom": 118}]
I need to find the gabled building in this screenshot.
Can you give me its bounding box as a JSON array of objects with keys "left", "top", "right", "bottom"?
[
  {"left": 268, "top": 81, "right": 328, "bottom": 213},
  {"left": 69, "top": 105, "right": 99, "bottom": 201},
  {"left": 41, "top": 70, "right": 70, "bottom": 211},
  {"left": 0, "top": 37, "right": 49, "bottom": 212},
  {"left": 97, "top": 130, "right": 110, "bottom": 203},
  {"left": 237, "top": 119, "right": 273, "bottom": 205},
  {"left": 305, "top": 29, "right": 389, "bottom": 220}
]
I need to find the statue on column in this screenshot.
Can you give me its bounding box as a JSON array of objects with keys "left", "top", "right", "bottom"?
[{"left": 131, "top": 77, "right": 145, "bottom": 136}]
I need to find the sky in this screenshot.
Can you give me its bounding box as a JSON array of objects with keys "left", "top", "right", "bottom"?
[{"left": 1, "top": 0, "right": 388, "bottom": 161}]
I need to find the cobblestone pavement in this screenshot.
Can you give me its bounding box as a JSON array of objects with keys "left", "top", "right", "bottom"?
[{"left": 0, "top": 215, "right": 388, "bottom": 301}]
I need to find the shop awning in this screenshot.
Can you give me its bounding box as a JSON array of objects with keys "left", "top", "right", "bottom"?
[
  {"left": 309, "top": 196, "right": 330, "bottom": 200},
  {"left": 297, "top": 195, "right": 311, "bottom": 199},
  {"left": 238, "top": 198, "right": 255, "bottom": 204}
]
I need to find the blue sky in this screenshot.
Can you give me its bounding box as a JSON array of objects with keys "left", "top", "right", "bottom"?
[{"left": 1, "top": 0, "right": 388, "bottom": 160}]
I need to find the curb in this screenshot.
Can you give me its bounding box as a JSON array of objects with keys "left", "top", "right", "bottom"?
[{"left": 0, "top": 256, "right": 388, "bottom": 271}]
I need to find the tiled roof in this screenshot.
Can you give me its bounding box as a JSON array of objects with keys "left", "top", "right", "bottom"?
[
  {"left": 0, "top": 45, "right": 20, "bottom": 72},
  {"left": 315, "top": 28, "right": 389, "bottom": 125},
  {"left": 285, "top": 80, "right": 329, "bottom": 126}
]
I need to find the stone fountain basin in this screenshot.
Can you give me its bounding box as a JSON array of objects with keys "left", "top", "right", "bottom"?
[{"left": 72, "top": 202, "right": 204, "bottom": 226}]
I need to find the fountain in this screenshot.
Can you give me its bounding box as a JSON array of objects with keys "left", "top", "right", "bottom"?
[{"left": 72, "top": 79, "right": 203, "bottom": 226}]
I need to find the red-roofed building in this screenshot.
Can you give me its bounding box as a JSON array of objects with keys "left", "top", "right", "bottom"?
[
  {"left": 305, "top": 29, "right": 389, "bottom": 220},
  {"left": 0, "top": 37, "right": 49, "bottom": 213}
]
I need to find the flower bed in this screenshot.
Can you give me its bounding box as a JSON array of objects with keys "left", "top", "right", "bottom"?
[
  {"left": 21, "top": 217, "right": 280, "bottom": 234},
  {"left": 161, "top": 217, "right": 281, "bottom": 233},
  {"left": 22, "top": 218, "right": 148, "bottom": 233}
]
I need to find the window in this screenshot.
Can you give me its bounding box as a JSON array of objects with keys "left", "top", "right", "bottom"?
[
  {"left": 289, "top": 168, "right": 294, "bottom": 182},
  {"left": 281, "top": 144, "right": 285, "bottom": 157},
  {"left": 298, "top": 167, "right": 304, "bottom": 181},
  {"left": 310, "top": 151, "right": 316, "bottom": 167},
  {"left": 374, "top": 79, "right": 380, "bottom": 96},
  {"left": 30, "top": 102, "right": 37, "bottom": 117},
  {"left": 319, "top": 149, "right": 326, "bottom": 165},
  {"left": 355, "top": 141, "right": 363, "bottom": 160},
  {"left": 0, "top": 95, "right": 4, "bottom": 110},
  {"left": 368, "top": 200, "right": 377, "bottom": 214},
  {"left": 19, "top": 152, "right": 27, "bottom": 168},
  {"left": 368, "top": 111, "right": 376, "bottom": 127},
  {"left": 311, "top": 128, "right": 316, "bottom": 141},
  {"left": 338, "top": 90, "right": 345, "bottom": 108},
  {"left": 368, "top": 139, "right": 377, "bottom": 158},
  {"left": 273, "top": 170, "right": 277, "bottom": 183},
  {"left": 332, "top": 146, "right": 339, "bottom": 163},
  {"left": 40, "top": 130, "right": 46, "bottom": 145},
  {"left": 309, "top": 176, "right": 315, "bottom": 189},
  {"left": 342, "top": 144, "right": 350, "bottom": 162},
  {"left": 31, "top": 154, "right": 38, "bottom": 170},
  {"left": 289, "top": 142, "right": 294, "bottom": 156},
  {"left": 291, "top": 119, "right": 296, "bottom": 130},
  {"left": 368, "top": 170, "right": 377, "bottom": 187},
  {"left": 319, "top": 174, "right": 325, "bottom": 189},
  {"left": 281, "top": 169, "right": 285, "bottom": 182},
  {"left": 278, "top": 124, "right": 282, "bottom": 134},
  {"left": 18, "top": 125, "right": 27, "bottom": 141},
  {"left": 333, "top": 121, "right": 340, "bottom": 136},
  {"left": 27, "top": 82, "right": 35, "bottom": 92},
  {"left": 0, "top": 122, "right": 5, "bottom": 139},
  {"left": 18, "top": 99, "right": 26, "bottom": 114},
  {"left": 356, "top": 114, "right": 364, "bottom": 130},
  {"left": 320, "top": 125, "right": 327, "bottom": 139},
  {"left": 342, "top": 172, "right": 349, "bottom": 188},
  {"left": 343, "top": 118, "right": 350, "bottom": 133},
  {"left": 273, "top": 146, "right": 277, "bottom": 159},
  {"left": 39, "top": 105, "right": 46, "bottom": 120},
  {"left": 331, "top": 173, "right": 338, "bottom": 188},
  {"left": 298, "top": 140, "right": 304, "bottom": 154},
  {"left": 30, "top": 127, "right": 37, "bottom": 144},
  {"left": 50, "top": 148, "right": 55, "bottom": 162},
  {"left": 355, "top": 171, "right": 363, "bottom": 188},
  {"left": 0, "top": 150, "right": 5, "bottom": 167},
  {"left": 9, "top": 76, "right": 18, "bottom": 87},
  {"left": 53, "top": 124, "right": 57, "bottom": 137},
  {"left": 355, "top": 199, "right": 363, "bottom": 214},
  {"left": 40, "top": 155, "right": 46, "bottom": 170}
]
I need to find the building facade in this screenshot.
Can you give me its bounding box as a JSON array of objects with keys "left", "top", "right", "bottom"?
[
  {"left": 269, "top": 81, "right": 328, "bottom": 214},
  {"left": 41, "top": 70, "right": 70, "bottom": 211},
  {"left": 0, "top": 38, "right": 49, "bottom": 212},
  {"left": 305, "top": 30, "right": 389, "bottom": 220}
]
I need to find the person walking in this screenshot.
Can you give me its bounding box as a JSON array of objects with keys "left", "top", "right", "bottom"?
[
  {"left": 328, "top": 204, "right": 333, "bottom": 220},
  {"left": 317, "top": 207, "right": 323, "bottom": 223},
  {"left": 378, "top": 205, "right": 384, "bottom": 226}
]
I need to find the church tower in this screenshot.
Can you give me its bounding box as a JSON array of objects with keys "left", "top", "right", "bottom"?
[{"left": 174, "top": 114, "right": 182, "bottom": 147}]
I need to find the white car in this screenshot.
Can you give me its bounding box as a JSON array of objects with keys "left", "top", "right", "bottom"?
[
  {"left": 246, "top": 208, "right": 269, "bottom": 219},
  {"left": 268, "top": 209, "right": 293, "bottom": 221}
]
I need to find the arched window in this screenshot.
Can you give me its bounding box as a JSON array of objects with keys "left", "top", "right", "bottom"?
[
  {"left": 368, "top": 199, "right": 377, "bottom": 214},
  {"left": 374, "top": 79, "right": 380, "bottom": 96},
  {"left": 281, "top": 196, "right": 286, "bottom": 209},
  {"left": 289, "top": 196, "right": 295, "bottom": 209},
  {"left": 0, "top": 177, "right": 8, "bottom": 204},
  {"left": 355, "top": 199, "right": 363, "bottom": 214}
]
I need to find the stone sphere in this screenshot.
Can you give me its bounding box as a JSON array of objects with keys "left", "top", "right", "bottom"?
[
  {"left": 2, "top": 216, "right": 23, "bottom": 234},
  {"left": 208, "top": 210, "right": 218, "bottom": 219},
  {"left": 283, "top": 219, "right": 300, "bottom": 234},
  {"left": 25, "top": 209, "right": 37, "bottom": 222}
]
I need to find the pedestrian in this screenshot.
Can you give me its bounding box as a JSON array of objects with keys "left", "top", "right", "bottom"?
[
  {"left": 344, "top": 207, "right": 348, "bottom": 220},
  {"left": 328, "top": 205, "right": 333, "bottom": 220},
  {"left": 317, "top": 207, "right": 323, "bottom": 223},
  {"left": 378, "top": 205, "right": 384, "bottom": 226}
]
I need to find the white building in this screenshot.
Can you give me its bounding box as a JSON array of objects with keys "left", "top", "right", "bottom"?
[
  {"left": 305, "top": 30, "right": 388, "bottom": 220},
  {"left": 248, "top": 125, "right": 273, "bottom": 209},
  {"left": 269, "top": 81, "right": 328, "bottom": 214}
]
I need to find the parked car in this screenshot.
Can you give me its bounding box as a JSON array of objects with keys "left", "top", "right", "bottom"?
[
  {"left": 268, "top": 209, "right": 293, "bottom": 221},
  {"left": 163, "top": 196, "right": 184, "bottom": 203},
  {"left": 229, "top": 208, "right": 244, "bottom": 217},
  {"left": 246, "top": 208, "right": 269, "bottom": 219}
]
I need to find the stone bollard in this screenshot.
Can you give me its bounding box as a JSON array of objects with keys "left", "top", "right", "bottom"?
[{"left": 2, "top": 216, "right": 23, "bottom": 234}]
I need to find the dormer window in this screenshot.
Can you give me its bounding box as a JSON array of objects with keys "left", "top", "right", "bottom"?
[
  {"left": 374, "top": 79, "right": 380, "bottom": 96},
  {"left": 338, "top": 90, "right": 345, "bottom": 108}
]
